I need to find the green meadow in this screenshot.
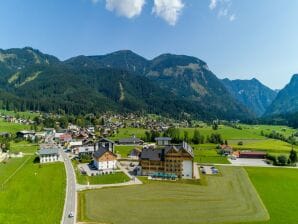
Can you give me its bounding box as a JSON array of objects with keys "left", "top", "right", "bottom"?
[
  {"left": 10, "top": 141, "right": 39, "bottom": 154},
  {"left": 78, "top": 166, "right": 268, "bottom": 224},
  {"left": 0, "top": 119, "right": 30, "bottom": 133},
  {"left": 246, "top": 167, "right": 298, "bottom": 224},
  {"left": 110, "top": 127, "right": 148, "bottom": 141},
  {"left": 0, "top": 156, "right": 65, "bottom": 224}
]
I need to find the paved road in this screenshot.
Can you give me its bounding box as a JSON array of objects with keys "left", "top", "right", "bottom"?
[{"left": 60, "top": 149, "right": 77, "bottom": 224}]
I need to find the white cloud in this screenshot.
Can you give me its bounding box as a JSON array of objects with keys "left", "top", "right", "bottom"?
[
  {"left": 209, "top": 0, "right": 217, "bottom": 10},
  {"left": 229, "top": 14, "right": 235, "bottom": 21},
  {"left": 209, "top": 0, "right": 236, "bottom": 22},
  {"left": 152, "top": 0, "right": 184, "bottom": 26},
  {"left": 105, "top": 0, "right": 146, "bottom": 18}
]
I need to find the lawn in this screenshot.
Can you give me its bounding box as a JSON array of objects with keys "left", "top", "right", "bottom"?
[
  {"left": 0, "top": 119, "right": 31, "bottom": 133},
  {"left": 10, "top": 141, "right": 39, "bottom": 153},
  {"left": 0, "top": 156, "right": 66, "bottom": 224},
  {"left": 78, "top": 166, "right": 268, "bottom": 224},
  {"left": 246, "top": 167, "right": 298, "bottom": 224},
  {"left": 72, "top": 160, "right": 131, "bottom": 185},
  {"left": 109, "top": 127, "right": 148, "bottom": 141},
  {"left": 115, "top": 145, "right": 142, "bottom": 158},
  {"left": 76, "top": 171, "right": 130, "bottom": 185},
  {"left": 194, "top": 149, "right": 230, "bottom": 164}
]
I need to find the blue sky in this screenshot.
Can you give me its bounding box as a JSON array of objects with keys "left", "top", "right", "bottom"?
[{"left": 0, "top": 0, "right": 298, "bottom": 89}]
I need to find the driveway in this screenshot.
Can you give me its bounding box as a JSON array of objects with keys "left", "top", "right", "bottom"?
[{"left": 227, "top": 158, "right": 272, "bottom": 167}]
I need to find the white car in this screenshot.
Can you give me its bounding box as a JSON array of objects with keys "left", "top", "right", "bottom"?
[{"left": 68, "top": 212, "right": 74, "bottom": 218}]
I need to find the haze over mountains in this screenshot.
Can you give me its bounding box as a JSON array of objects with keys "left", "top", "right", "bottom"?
[{"left": 0, "top": 47, "right": 297, "bottom": 120}]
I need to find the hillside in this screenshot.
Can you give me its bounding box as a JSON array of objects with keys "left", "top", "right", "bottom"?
[
  {"left": 222, "top": 78, "right": 277, "bottom": 116},
  {"left": 265, "top": 74, "right": 298, "bottom": 116},
  {"left": 0, "top": 47, "right": 253, "bottom": 120}
]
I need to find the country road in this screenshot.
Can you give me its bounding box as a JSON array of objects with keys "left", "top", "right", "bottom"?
[{"left": 60, "top": 149, "right": 77, "bottom": 224}]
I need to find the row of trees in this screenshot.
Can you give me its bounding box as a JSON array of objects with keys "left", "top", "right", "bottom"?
[
  {"left": 143, "top": 128, "right": 225, "bottom": 145},
  {"left": 266, "top": 149, "right": 297, "bottom": 166}
]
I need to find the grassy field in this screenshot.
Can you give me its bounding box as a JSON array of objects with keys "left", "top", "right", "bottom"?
[
  {"left": 72, "top": 160, "right": 131, "bottom": 185},
  {"left": 229, "top": 139, "right": 297, "bottom": 153},
  {"left": 76, "top": 171, "right": 130, "bottom": 185},
  {"left": 0, "top": 119, "right": 30, "bottom": 133},
  {"left": 10, "top": 141, "right": 39, "bottom": 153},
  {"left": 241, "top": 124, "right": 297, "bottom": 138},
  {"left": 115, "top": 145, "right": 142, "bottom": 158},
  {"left": 78, "top": 166, "right": 268, "bottom": 224},
  {"left": 181, "top": 126, "right": 266, "bottom": 140},
  {"left": 0, "top": 156, "right": 66, "bottom": 224},
  {"left": 0, "top": 109, "right": 40, "bottom": 119},
  {"left": 246, "top": 167, "right": 298, "bottom": 224},
  {"left": 110, "top": 128, "right": 148, "bottom": 141},
  {"left": 193, "top": 149, "right": 230, "bottom": 164}
]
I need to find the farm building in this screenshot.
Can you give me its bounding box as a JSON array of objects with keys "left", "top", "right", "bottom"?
[
  {"left": 238, "top": 151, "right": 267, "bottom": 159},
  {"left": 140, "top": 142, "right": 194, "bottom": 179}
]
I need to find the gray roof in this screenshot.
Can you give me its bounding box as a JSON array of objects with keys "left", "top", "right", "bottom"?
[
  {"left": 98, "top": 138, "right": 115, "bottom": 144},
  {"left": 155, "top": 137, "right": 172, "bottom": 141},
  {"left": 140, "top": 147, "right": 162, "bottom": 161},
  {"left": 38, "top": 148, "right": 59, "bottom": 155},
  {"left": 141, "top": 142, "right": 194, "bottom": 161},
  {"left": 118, "top": 137, "right": 143, "bottom": 144}
]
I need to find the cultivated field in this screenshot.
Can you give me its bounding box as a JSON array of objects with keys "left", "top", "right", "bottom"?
[
  {"left": 0, "top": 156, "right": 66, "bottom": 224},
  {"left": 246, "top": 167, "right": 298, "bottom": 224},
  {"left": 78, "top": 166, "right": 269, "bottom": 224}
]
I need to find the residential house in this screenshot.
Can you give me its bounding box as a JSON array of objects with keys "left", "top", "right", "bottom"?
[
  {"left": 140, "top": 142, "right": 194, "bottom": 179},
  {"left": 118, "top": 136, "right": 144, "bottom": 145},
  {"left": 128, "top": 148, "right": 142, "bottom": 160},
  {"left": 219, "top": 144, "right": 233, "bottom": 155},
  {"left": 16, "top": 131, "right": 36, "bottom": 140},
  {"left": 74, "top": 140, "right": 96, "bottom": 156},
  {"left": 98, "top": 138, "right": 115, "bottom": 153},
  {"left": 155, "top": 137, "right": 172, "bottom": 146},
  {"left": 38, "top": 148, "right": 61, "bottom": 163},
  {"left": 93, "top": 147, "right": 117, "bottom": 174}
]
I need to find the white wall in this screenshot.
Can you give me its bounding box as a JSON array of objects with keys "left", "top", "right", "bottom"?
[
  {"left": 40, "top": 154, "right": 60, "bottom": 163},
  {"left": 94, "top": 159, "right": 117, "bottom": 171},
  {"left": 182, "top": 160, "right": 193, "bottom": 179}
]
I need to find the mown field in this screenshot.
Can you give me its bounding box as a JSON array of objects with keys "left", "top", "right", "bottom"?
[
  {"left": 78, "top": 166, "right": 268, "bottom": 224},
  {"left": 0, "top": 119, "right": 30, "bottom": 133},
  {"left": 0, "top": 156, "right": 66, "bottom": 224},
  {"left": 10, "top": 141, "right": 39, "bottom": 153},
  {"left": 246, "top": 167, "right": 298, "bottom": 224},
  {"left": 110, "top": 127, "right": 148, "bottom": 141}
]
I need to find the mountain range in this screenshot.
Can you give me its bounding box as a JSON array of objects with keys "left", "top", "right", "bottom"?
[{"left": 0, "top": 47, "right": 297, "bottom": 121}]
